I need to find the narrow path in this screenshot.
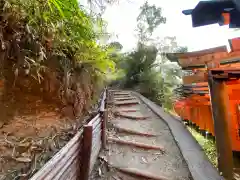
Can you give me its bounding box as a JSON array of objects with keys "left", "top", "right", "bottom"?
[{"left": 103, "top": 90, "right": 193, "bottom": 180}]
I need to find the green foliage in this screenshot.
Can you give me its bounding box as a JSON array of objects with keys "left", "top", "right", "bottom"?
[
  {"left": 137, "top": 1, "right": 166, "bottom": 41},
  {"left": 113, "top": 1, "right": 187, "bottom": 110},
  {"left": 124, "top": 43, "right": 158, "bottom": 87},
  {"left": 108, "top": 41, "right": 123, "bottom": 51},
  {"left": 2, "top": 0, "right": 115, "bottom": 88},
  {"left": 188, "top": 127, "right": 217, "bottom": 167}
]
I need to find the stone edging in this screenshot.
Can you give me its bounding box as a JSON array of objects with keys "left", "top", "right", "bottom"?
[{"left": 133, "top": 91, "right": 224, "bottom": 180}]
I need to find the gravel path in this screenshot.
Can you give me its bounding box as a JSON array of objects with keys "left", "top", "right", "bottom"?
[{"left": 91, "top": 91, "right": 192, "bottom": 180}]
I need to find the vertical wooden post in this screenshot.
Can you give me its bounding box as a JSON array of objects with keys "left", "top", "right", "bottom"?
[
  {"left": 208, "top": 72, "right": 233, "bottom": 179},
  {"left": 81, "top": 125, "right": 93, "bottom": 180},
  {"left": 102, "top": 110, "right": 107, "bottom": 149},
  {"left": 106, "top": 88, "right": 109, "bottom": 105},
  {"left": 101, "top": 88, "right": 108, "bottom": 149}
]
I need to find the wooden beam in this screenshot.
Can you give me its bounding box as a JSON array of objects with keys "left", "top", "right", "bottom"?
[
  {"left": 102, "top": 110, "right": 107, "bottom": 149},
  {"left": 108, "top": 137, "right": 164, "bottom": 152},
  {"left": 183, "top": 72, "right": 207, "bottom": 84},
  {"left": 114, "top": 125, "right": 157, "bottom": 137},
  {"left": 81, "top": 125, "right": 93, "bottom": 180},
  {"left": 113, "top": 167, "right": 168, "bottom": 180},
  {"left": 208, "top": 72, "right": 233, "bottom": 179}
]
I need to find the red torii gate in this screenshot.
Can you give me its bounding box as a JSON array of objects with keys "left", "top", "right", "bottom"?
[{"left": 167, "top": 38, "right": 240, "bottom": 179}]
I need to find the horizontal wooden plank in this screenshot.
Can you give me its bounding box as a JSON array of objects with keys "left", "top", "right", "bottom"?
[
  {"left": 183, "top": 82, "right": 208, "bottom": 88},
  {"left": 100, "top": 90, "right": 106, "bottom": 112},
  {"left": 92, "top": 117, "right": 102, "bottom": 130},
  {"left": 179, "top": 51, "right": 229, "bottom": 67},
  {"left": 30, "top": 89, "right": 106, "bottom": 180},
  {"left": 183, "top": 73, "right": 207, "bottom": 84},
  {"left": 92, "top": 130, "right": 101, "bottom": 143},
  {"left": 92, "top": 122, "right": 101, "bottom": 136},
  {"left": 69, "top": 167, "right": 79, "bottom": 180},
  {"left": 92, "top": 130, "right": 102, "bottom": 152},
  {"left": 91, "top": 139, "right": 101, "bottom": 162},
  {"left": 81, "top": 125, "right": 93, "bottom": 180},
  {"left": 61, "top": 157, "right": 80, "bottom": 180},
  {"left": 88, "top": 114, "right": 100, "bottom": 126},
  {"left": 90, "top": 140, "right": 102, "bottom": 173},
  {"left": 180, "top": 51, "right": 240, "bottom": 68},
  {"left": 44, "top": 142, "right": 82, "bottom": 180},
  {"left": 30, "top": 130, "right": 83, "bottom": 180},
  {"left": 52, "top": 149, "right": 81, "bottom": 180}
]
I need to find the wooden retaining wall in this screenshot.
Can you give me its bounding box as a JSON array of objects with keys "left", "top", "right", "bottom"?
[{"left": 30, "top": 89, "right": 107, "bottom": 180}]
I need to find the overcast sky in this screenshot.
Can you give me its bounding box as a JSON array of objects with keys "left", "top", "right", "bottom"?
[{"left": 101, "top": 0, "right": 239, "bottom": 52}]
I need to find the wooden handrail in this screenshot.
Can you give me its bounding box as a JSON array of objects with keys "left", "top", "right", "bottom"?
[{"left": 30, "top": 87, "right": 108, "bottom": 180}]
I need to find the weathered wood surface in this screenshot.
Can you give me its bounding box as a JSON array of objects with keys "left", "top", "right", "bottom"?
[
  {"left": 30, "top": 89, "right": 107, "bottom": 180},
  {"left": 81, "top": 113, "right": 103, "bottom": 180},
  {"left": 114, "top": 99, "right": 139, "bottom": 106},
  {"left": 91, "top": 116, "right": 102, "bottom": 130},
  {"left": 183, "top": 72, "right": 207, "bottom": 84},
  {"left": 102, "top": 110, "right": 107, "bottom": 149},
  {"left": 88, "top": 114, "right": 101, "bottom": 125},
  {"left": 114, "top": 92, "right": 131, "bottom": 96},
  {"left": 208, "top": 75, "right": 233, "bottom": 179},
  {"left": 114, "top": 97, "right": 137, "bottom": 101},
  {"left": 81, "top": 125, "right": 93, "bottom": 180},
  {"left": 113, "top": 167, "right": 169, "bottom": 180},
  {"left": 133, "top": 91, "right": 224, "bottom": 180},
  {"left": 114, "top": 125, "right": 157, "bottom": 137},
  {"left": 100, "top": 89, "right": 106, "bottom": 112},
  {"left": 108, "top": 137, "right": 164, "bottom": 151},
  {"left": 90, "top": 134, "right": 102, "bottom": 173},
  {"left": 114, "top": 107, "right": 140, "bottom": 113},
  {"left": 30, "top": 130, "right": 83, "bottom": 180}
]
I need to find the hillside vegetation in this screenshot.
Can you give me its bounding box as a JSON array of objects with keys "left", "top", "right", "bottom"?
[
  {"left": 0, "top": 0, "right": 117, "bottom": 179},
  {"left": 112, "top": 2, "right": 187, "bottom": 110},
  {"left": 0, "top": 0, "right": 116, "bottom": 116}
]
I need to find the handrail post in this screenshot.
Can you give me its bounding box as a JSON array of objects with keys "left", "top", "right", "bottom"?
[
  {"left": 81, "top": 125, "right": 93, "bottom": 180},
  {"left": 100, "top": 88, "right": 108, "bottom": 149},
  {"left": 101, "top": 110, "right": 107, "bottom": 149}
]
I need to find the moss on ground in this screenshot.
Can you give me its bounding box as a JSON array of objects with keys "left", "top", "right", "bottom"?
[{"left": 187, "top": 127, "right": 218, "bottom": 167}]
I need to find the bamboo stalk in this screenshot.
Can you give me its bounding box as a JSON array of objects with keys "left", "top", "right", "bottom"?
[
  {"left": 108, "top": 137, "right": 164, "bottom": 152},
  {"left": 114, "top": 125, "right": 157, "bottom": 137}
]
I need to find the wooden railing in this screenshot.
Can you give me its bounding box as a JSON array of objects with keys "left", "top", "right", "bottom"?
[{"left": 30, "top": 88, "right": 107, "bottom": 180}]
